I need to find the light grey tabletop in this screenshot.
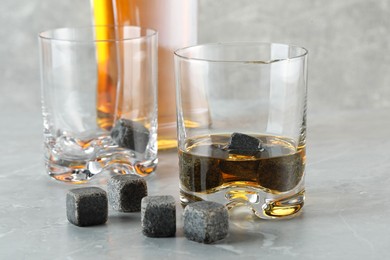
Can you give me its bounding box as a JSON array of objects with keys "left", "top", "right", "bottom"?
[{"left": 1, "top": 108, "right": 389, "bottom": 259}]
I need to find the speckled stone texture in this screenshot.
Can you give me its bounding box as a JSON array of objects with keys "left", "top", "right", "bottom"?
[
  {"left": 66, "top": 187, "right": 108, "bottom": 227},
  {"left": 227, "top": 132, "right": 263, "bottom": 156},
  {"left": 141, "top": 195, "right": 176, "bottom": 237},
  {"left": 110, "top": 119, "right": 150, "bottom": 153},
  {"left": 183, "top": 201, "right": 229, "bottom": 244},
  {"left": 107, "top": 175, "right": 148, "bottom": 212}
]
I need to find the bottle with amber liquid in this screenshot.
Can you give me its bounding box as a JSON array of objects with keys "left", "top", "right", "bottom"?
[{"left": 91, "top": 0, "right": 206, "bottom": 149}]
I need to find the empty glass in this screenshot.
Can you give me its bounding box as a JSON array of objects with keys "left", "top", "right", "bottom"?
[{"left": 39, "top": 26, "right": 158, "bottom": 183}]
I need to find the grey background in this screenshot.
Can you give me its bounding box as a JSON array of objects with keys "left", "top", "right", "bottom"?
[{"left": 1, "top": 0, "right": 389, "bottom": 114}]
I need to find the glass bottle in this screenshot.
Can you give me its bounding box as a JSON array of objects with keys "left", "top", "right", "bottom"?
[{"left": 91, "top": 0, "right": 199, "bottom": 149}]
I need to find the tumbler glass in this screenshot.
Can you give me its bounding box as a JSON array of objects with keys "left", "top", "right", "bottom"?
[
  {"left": 174, "top": 43, "right": 308, "bottom": 219},
  {"left": 39, "top": 26, "right": 158, "bottom": 183}
]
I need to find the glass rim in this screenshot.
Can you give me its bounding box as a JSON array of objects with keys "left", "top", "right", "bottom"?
[
  {"left": 38, "top": 25, "right": 157, "bottom": 43},
  {"left": 174, "top": 42, "right": 308, "bottom": 63}
]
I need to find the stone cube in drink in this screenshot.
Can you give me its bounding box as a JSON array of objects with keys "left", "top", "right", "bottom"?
[{"left": 179, "top": 134, "right": 305, "bottom": 218}]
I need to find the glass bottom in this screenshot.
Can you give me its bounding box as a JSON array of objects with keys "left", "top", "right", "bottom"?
[
  {"left": 44, "top": 133, "right": 157, "bottom": 183},
  {"left": 46, "top": 158, "right": 158, "bottom": 183},
  {"left": 180, "top": 182, "right": 304, "bottom": 219}
]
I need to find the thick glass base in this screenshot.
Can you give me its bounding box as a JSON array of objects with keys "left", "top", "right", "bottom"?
[
  {"left": 46, "top": 157, "right": 158, "bottom": 183},
  {"left": 44, "top": 134, "right": 157, "bottom": 183},
  {"left": 180, "top": 182, "right": 304, "bottom": 219}
]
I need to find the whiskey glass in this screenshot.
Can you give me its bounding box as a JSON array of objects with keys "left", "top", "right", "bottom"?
[
  {"left": 174, "top": 43, "right": 308, "bottom": 219},
  {"left": 39, "top": 26, "right": 158, "bottom": 183}
]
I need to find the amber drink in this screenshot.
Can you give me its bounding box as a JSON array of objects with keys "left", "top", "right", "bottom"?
[
  {"left": 179, "top": 134, "right": 305, "bottom": 218},
  {"left": 174, "top": 43, "right": 308, "bottom": 219}
]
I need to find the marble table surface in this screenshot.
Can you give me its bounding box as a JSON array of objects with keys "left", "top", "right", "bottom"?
[{"left": 1, "top": 108, "right": 389, "bottom": 259}]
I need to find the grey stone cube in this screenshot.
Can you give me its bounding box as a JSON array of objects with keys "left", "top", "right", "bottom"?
[
  {"left": 107, "top": 175, "right": 148, "bottom": 212},
  {"left": 66, "top": 187, "right": 108, "bottom": 227},
  {"left": 110, "top": 119, "right": 150, "bottom": 153},
  {"left": 141, "top": 195, "right": 176, "bottom": 237},
  {"left": 228, "top": 132, "right": 263, "bottom": 156},
  {"left": 183, "top": 201, "right": 229, "bottom": 244}
]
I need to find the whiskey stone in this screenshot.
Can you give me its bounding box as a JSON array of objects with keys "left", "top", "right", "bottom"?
[
  {"left": 227, "top": 132, "right": 263, "bottom": 156},
  {"left": 107, "top": 175, "right": 148, "bottom": 212},
  {"left": 183, "top": 201, "right": 229, "bottom": 244},
  {"left": 66, "top": 187, "right": 108, "bottom": 227},
  {"left": 179, "top": 151, "right": 223, "bottom": 192},
  {"left": 141, "top": 195, "right": 176, "bottom": 237},
  {"left": 111, "top": 119, "right": 150, "bottom": 153},
  {"left": 257, "top": 152, "right": 304, "bottom": 192}
]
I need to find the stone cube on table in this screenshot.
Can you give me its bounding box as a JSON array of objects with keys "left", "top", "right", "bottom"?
[
  {"left": 183, "top": 201, "right": 229, "bottom": 244},
  {"left": 108, "top": 175, "right": 148, "bottom": 212},
  {"left": 141, "top": 195, "right": 176, "bottom": 237},
  {"left": 66, "top": 187, "right": 108, "bottom": 227}
]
